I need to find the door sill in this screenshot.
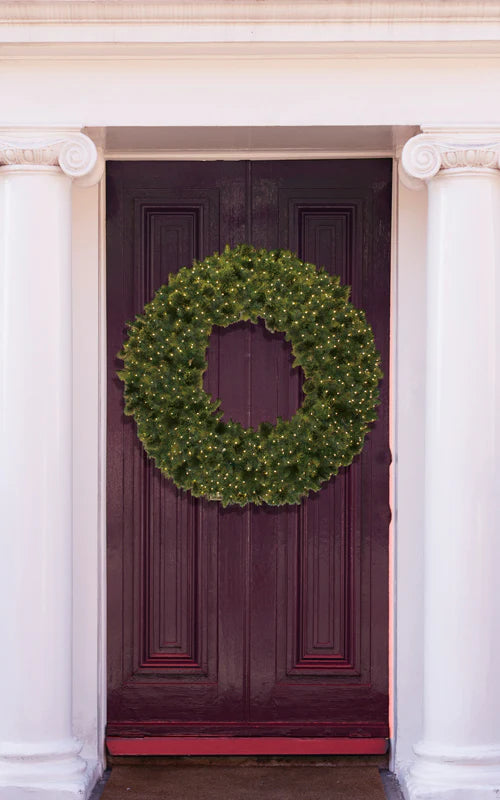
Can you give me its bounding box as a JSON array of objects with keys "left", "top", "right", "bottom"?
[{"left": 106, "top": 737, "right": 388, "bottom": 756}]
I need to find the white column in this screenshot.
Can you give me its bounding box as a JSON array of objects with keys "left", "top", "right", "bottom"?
[
  {"left": 0, "top": 128, "right": 103, "bottom": 800},
  {"left": 401, "top": 127, "right": 500, "bottom": 799}
]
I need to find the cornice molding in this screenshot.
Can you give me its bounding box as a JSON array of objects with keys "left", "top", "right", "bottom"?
[
  {"left": 2, "top": 2, "right": 500, "bottom": 25},
  {"left": 4, "top": 42, "right": 500, "bottom": 61},
  {"left": 2, "top": 2, "right": 500, "bottom": 55},
  {"left": 0, "top": 127, "right": 104, "bottom": 185},
  {"left": 401, "top": 128, "right": 500, "bottom": 183}
]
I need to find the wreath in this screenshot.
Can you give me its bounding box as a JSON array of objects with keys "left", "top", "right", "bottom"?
[{"left": 118, "top": 244, "right": 382, "bottom": 507}]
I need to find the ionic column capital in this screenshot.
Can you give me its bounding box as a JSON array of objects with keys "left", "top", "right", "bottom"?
[
  {"left": 0, "top": 126, "right": 104, "bottom": 185},
  {"left": 401, "top": 126, "right": 500, "bottom": 185}
]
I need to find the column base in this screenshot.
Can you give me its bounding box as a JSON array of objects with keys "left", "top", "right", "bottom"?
[
  {"left": 0, "top": 738, "right": 97, "bottom": 800},
  {"left": 403, "top": 741, "right": 500, "bottom": 800}
]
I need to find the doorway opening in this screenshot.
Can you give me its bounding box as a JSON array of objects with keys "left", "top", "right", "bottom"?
[{"left": 106, "top": 159, "right": 391, "bottom": 755}]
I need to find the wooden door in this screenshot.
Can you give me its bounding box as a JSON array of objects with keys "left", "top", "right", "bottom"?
[{"left": 106, "top": 160, "right": 391, "bottom": 750}]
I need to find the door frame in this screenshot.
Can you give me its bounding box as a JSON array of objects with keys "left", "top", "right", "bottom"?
[{"left": 72, "top": 126, "right": 425, "bottom": 777}]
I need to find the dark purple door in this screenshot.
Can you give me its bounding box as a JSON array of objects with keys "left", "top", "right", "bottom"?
[{"left": 106, "top": 160, "right": 391, "bottom": 742}]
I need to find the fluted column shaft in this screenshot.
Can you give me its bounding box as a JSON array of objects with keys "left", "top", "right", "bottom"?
[
  {"left": 0, "top": 127, "right": 103, "bottom": 800},
  {"left": 402, "top": 126, "right": 500, "bottom": 799}
]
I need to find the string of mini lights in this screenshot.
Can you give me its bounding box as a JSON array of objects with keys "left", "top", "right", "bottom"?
[{"left": 118, "top": 244, "right": 382, "bottom": 506}]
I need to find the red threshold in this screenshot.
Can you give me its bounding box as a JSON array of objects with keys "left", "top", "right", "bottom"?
[{"left": 106, "top": 737, "right": 388, "bottom": 756}]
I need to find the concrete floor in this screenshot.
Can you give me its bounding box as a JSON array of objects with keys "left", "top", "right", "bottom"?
[
  {"left": 380, "top": 770, "right": 405, "bottom": 799},
  {"left": 89, "top": 766, "right": 404, "bottom": 800}
]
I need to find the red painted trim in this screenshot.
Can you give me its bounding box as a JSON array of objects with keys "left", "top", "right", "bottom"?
[{"left": 106, "top": 737, "right": 388, "bottom": 756}]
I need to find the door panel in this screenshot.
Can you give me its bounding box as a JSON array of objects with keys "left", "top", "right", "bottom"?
[{"left": 106, "top": 160, "right": 391, "bottom": 740}]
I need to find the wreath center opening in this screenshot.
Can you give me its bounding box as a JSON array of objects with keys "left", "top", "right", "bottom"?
[{"left": 203, "top": 318, "right": 304, "bottom": 429}]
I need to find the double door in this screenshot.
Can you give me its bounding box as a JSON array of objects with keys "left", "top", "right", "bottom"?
[{"left": 106, "top": 160, "right": 391, "bottom": 747}]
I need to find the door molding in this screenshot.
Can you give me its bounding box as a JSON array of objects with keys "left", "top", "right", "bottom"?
[{"left": 83, "top": 131, "right": 400, "bottom": 775}]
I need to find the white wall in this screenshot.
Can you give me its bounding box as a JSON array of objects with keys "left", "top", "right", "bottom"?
[
  {"left": 72, "top": 181, "right": 106, "bottom": 779},
  {"left": 392, "top": 178, "right": 428, "bottom": 776}
]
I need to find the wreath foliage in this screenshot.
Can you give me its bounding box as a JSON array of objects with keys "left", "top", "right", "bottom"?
[{"left": 118, "top": 244, "right": 382, "bottom": 507}]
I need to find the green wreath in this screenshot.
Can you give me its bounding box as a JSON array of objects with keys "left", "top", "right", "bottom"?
[{"left": 118, "top": 244, "right": 382, "bottom": 507}]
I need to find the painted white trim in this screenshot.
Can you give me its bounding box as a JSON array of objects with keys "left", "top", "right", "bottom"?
[
  {"left": 388, "top": 158, "right": 399, "bottom": 773},
  {"left": 71, "top": 175, "right": 106, "bottom": 792},
  {"left": 391, "top": 165, "right": 428, "bottom": 783},
  {"left": 105, "top": 149, "right": 396, "bottom": 161},
  {"left": 6, "top": 42, "right": 500, "bottom": 59},
  {"left": 97, "top": 173, "right": 107, "bottom": 775},
  {"left": 2, "top": 1, "right": 500, "bottom": 25},
  {"left": 93, "top": 141, "right": 399, "bottom": 773}
]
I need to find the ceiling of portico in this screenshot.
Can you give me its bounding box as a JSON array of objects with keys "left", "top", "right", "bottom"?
[{"left": 94, "top": 125, "right": 418, "bottom": 159}]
